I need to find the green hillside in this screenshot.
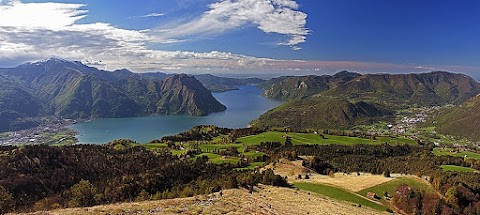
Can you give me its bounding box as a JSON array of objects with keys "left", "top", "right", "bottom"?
[
  {"left": 252, "top": 97, "right": 393, "bottom": 130},
  {"left": 0, "top": 75, "right": 42, "bottom": 132},
  {"left": 431, "top": 95, "right": 480, "bottom": 141}
]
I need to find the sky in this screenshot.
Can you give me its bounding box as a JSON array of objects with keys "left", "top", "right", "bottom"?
[{"left": 0, "top": 0, "right": 479, "bottom": 77}]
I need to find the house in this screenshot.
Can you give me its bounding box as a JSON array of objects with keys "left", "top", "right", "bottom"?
[{"left": 367, "top": 192, "right": 377, "bottom": 199}]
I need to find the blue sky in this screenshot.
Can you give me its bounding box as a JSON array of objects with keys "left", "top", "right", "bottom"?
[{"left": 0, "top": 0, "right": 479, "bottom": 77}]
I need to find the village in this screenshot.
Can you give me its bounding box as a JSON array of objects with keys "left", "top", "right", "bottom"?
[{"left": 0, "top": 117, "right": 78, "bottom": 146}]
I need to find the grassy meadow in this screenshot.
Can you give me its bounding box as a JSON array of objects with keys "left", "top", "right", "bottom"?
[{"left": 294, "top": 182, "right": 388, "bottom": 211}]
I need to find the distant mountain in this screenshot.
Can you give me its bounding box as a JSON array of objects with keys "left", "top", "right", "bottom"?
[
  {"left": 259, "top": 71, "right": 362, "bottom": 100},
  {"left": 261, "top": 71, "right": 480, "bottom": 107},
  {"left": 430, "top": 95, "right": 480, "bottom": 141},
  {"left": 107, "top": 72, "right": 263, "bottom": 93},
  {"left": 194, "top": 74, "right": 264, "bottom": 92},
  {"left": 0, "top": 58, "right": 226, "bottom": 131},
  {"left": 252, "top": 97, "right": 393, "bottom": 130}
]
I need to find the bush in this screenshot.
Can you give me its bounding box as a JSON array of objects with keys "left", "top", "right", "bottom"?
[{"left": 0, "top": 186, "right": 13, "bottom": 213}]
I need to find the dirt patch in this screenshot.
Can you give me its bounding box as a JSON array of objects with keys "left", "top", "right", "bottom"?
[{"left": 264, "top": 158, "right": 313, "bottom": 177}]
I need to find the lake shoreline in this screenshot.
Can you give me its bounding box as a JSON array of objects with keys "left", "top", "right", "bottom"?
[{"left": 70, "top": 86, "right": 283, "bottom": 144}]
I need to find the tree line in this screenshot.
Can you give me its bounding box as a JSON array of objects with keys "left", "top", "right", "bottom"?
[{"left": 0, "top": 142, "right": 287, "bottom": 213}]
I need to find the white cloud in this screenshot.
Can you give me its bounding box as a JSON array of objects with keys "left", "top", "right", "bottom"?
[
  {"left": 2, "top": 0, "right": 477, "bottom": 77},
  {"left": 158, "top": 0, "right": 309, "bottom": 50},
  {"left": 0, "top": 0, "right": 86, "bottom": 29},
  {"left": 140, "top": 13, "right": 165, "bottom": 18},
  {"left": 0, "top": 0, "right": 311, "bottom": 72}
]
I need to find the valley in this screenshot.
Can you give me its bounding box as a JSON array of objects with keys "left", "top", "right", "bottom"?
[{"left": 2, "top": 60, "right": 480, "bottom": 214}]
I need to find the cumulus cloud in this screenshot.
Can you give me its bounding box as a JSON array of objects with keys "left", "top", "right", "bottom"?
[
  {"left": 158, "top": 0, "right": 309, "bottom": 50},
  {"left": 0, "top": 1, "right": 256, "bottom": 69},
  {"left": 1, "top": 0, "right": 477, "bottom": 77},
  {"left": 0, "top": 0, "right": 86, "bottom": 29}
]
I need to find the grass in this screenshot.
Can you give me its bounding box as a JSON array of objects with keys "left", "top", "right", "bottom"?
[
  {"left": 433, "top": 148, "right": 480, "bottom": 160},
  {"left": 143, "top": 143, "right": 168, "bottom": 151},
  {"left": 141, "top": 131, "right": 416, "bottom": 173},
  {"left": 237, "top": 131, "right": 416, "bottom": 146},
  {"left": 358, "top": 177, "right": 434, "bottom": 198},
  {"left": 294, "top": 182, "right": 388, "bottom": 211},
  {"left": 235, "top": 162, "right": 266, "bottom": 171},
  {"left": 196, "top": 153, "right": 240, "bottom": 164},
  {"left": 440, "top": 165, "right": 477, "bottom": 173}
]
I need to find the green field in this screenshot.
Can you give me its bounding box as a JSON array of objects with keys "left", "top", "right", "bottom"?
[
  {"left": 358, "top": 177, "right": 434, "bottom": 198},
  {"left": 237, "top": 131, "right": 416, "bottom": 146},
  {"left": 143, "top": 143, "right": 168, "bottom": 150},
  {"left": 440, "top": 165, "right": 478, "bottom": 173},
  {"left": 141, "top": 131, "right": 416, "bottom": 169},
  {"left": 433, "top": 148, "right": 480, "bottom": 160},
  {"left": 294, "top": 182, "right": 388, "bottom": 211},
  {"left": 196, "top": 153, "right": 240, "bottom": 164},
  {"left": 235, "top": 162, "right": 266, "bottom": 171}
]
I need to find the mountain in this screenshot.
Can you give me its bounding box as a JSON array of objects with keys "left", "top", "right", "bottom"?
[
  {"left": 0, "top": 74, "right": 42, "bottom": 131},
  {"left": 194, "top": 74, "right": 264, "bottom": 92},
  {"left": 106, "top": 72, "right": 263, "bottom": 93},
  {"left": 0, "top": 58, "right": 226, "bottom": 131},
  {"left": 261, "top": 71, "right": 480, "bottom": 107},
  {"left": 252, "top": 97, "right": 393, "bottom": 130},
  {"left": 259, "top": 71, "right": 361, "bottom": 100},
  {"left": 430, "top": 95, "right": 480, "bottom": 141},
  {"left": 327, "top": 71, "right": 480, "bottom": 107},
  {"left": 157, "top": 74, "right": 227, "bottom": 115}
]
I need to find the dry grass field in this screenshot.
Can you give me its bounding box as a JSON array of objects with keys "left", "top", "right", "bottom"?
[
  {"left": 267, "top": 159, "right": 394, "bottom": 192},
  {"left": 13, "top": 185, "right": 386, "bottom": 215},
  {"left": 303, "top": 173, "right": 395, "bottom": 192}
]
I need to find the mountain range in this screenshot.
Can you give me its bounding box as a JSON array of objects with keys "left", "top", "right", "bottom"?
[
  {"left": 0, "top": 58, "right": 228, "bottom": 132},
  {"left": 261, "top": 71, "right": 480, "bottom": 107},
  {"left": 255, "top": 71, "right": 480, "bottom": 130}
]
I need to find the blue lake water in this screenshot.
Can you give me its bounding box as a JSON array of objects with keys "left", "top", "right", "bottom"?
[{"left": 70, "top": 86, "right": 283, "bottom": 144}]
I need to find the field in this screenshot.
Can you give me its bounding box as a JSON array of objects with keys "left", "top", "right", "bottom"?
[
  {"left": 141, "top": 131, "right": 417, "bottom": 168},
  {"left": 440, "top": 165, "right": 478, "bottom": 173},
  {"left": 294, "top": 182, "right": 388, "bottom": 211},
  {"left": 237, "top": 131, "right": 417, "bottom": 146},
  {"left": 357, "top": 177, "right": 435, "bottom": 198},
  {"left": 303, "top": 173, "right": 394, "bottom": 192},
  {"left": 14, "top": 186, "right": 386, "bottom": 215},
  {"left": 433, "top": 148, "right": 480, "bottom": 160}
]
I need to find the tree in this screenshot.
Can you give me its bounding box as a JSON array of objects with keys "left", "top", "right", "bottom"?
[
  {"left": 135, "top": 189, "right": 150, "bottom": 202},
  {"left": 445, "top": 186, "right": 459, "bottom": 206},
  {"left": 383, "top": 169, "right": 391, "bottom": 178},
  {"left": 285, "top": 136, "right": 292, "bottom": 146},
  {"left": 69, "top": 180, "right": 97, "bottom": 207},
  {"left": 0, "top": 186, "right": 14, "bottom": 213}
]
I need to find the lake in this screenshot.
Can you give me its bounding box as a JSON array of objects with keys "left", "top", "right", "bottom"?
[{"left": 70, "top": 86, "right": 283, "bottom": 144}]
